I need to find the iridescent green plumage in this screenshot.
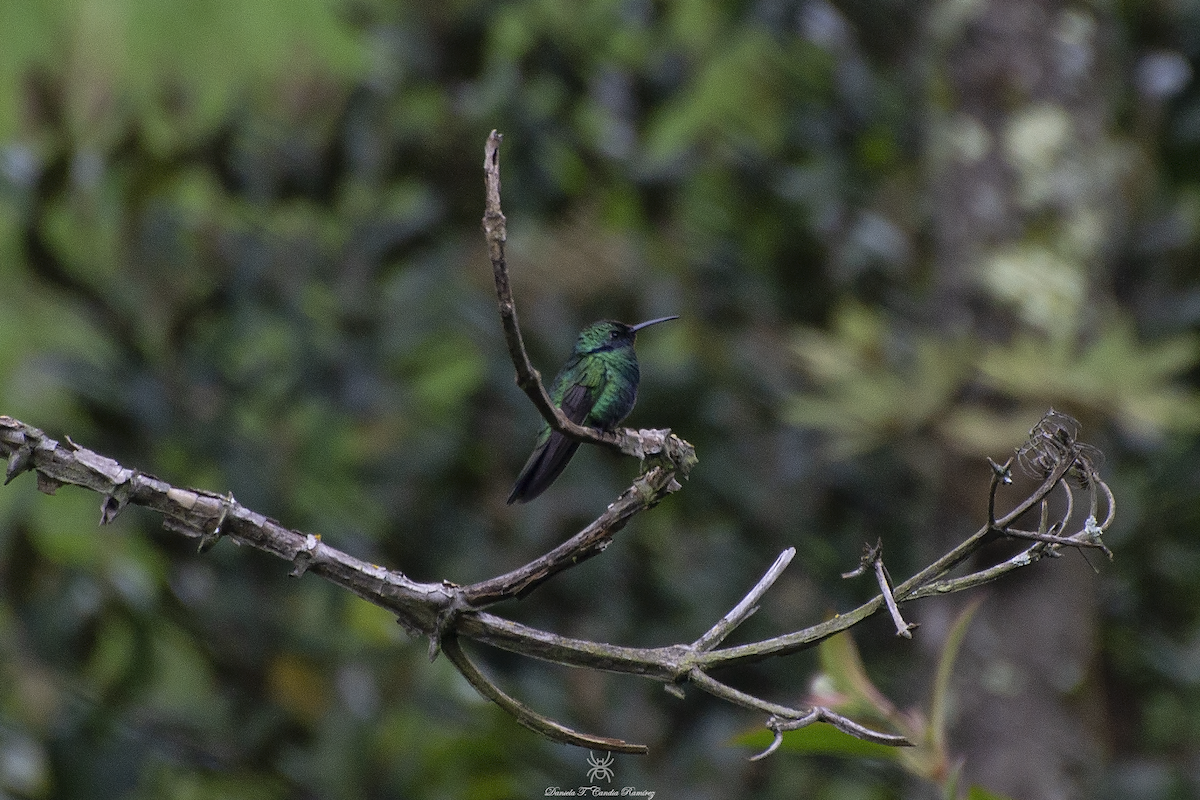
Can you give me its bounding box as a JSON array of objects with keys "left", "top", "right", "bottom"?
[{"left": 507, "top": 316, "right": 677, "bottom": 504}]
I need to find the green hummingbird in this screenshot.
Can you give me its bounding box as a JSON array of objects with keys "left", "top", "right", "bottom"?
[{"left": 507, "top": 316, "right": 679, "bottom": 504}]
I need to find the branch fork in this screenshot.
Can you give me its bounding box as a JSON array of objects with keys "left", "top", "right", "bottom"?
[{"left": 843, "top": 540, "right": 917, "bottom": 638}]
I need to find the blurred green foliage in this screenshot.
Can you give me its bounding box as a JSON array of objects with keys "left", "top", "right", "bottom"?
[
  {"left": 735, "top": 599, "right": 990, "bottom": 796},
  {"left": 2, "top": 0, "right": 1200, "bottom": 798}
]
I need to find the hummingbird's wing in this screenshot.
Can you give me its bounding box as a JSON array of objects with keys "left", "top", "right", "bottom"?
[{"left": 505, "top": 383, "right": 594, "bottom": 504}]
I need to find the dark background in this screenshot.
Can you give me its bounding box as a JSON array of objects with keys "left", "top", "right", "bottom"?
[{"left": 1, "top": 1, "right": 1199, "bottom": 798}]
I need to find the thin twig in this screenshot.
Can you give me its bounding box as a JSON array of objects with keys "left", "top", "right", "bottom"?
[
  {"left": 687, "top": 669, "right": 808, "bottom": 718},
  {"left": 1061, "top": 480, "right": 1075, "bottom": 533},
  {"left": 1001, "top": 527, "right": 1108, "bottom": 549},
  {"left": 460, "top": 467, "right": 681, "bottom": 607},
  {"left": 441, "top": 634, "right": 648, "bottom": 754},
  {"left": 840, "top": 540, "right": 878, "bottom": 580},
  {"left": 873, "top": 551, "right": 917, "bottom": 638},
  {"left": 843, "top": 541, "right": 915, "bottom": 637},
  {"left": 749, "top": 707, "right": 912, "bottom": 761},
  {"left": 904, "top": 545, "right": 1047, "bottom": 599},
  {"left": 773, "top": 707, "right": 912, "bottom": 745},
  {"left": 986, "top": 457, "right": 1012, "bottom": 528},
  {"left": 1097, "top": 479, "right": 1116, "bottom": 529},
  {"left": 750, "top": 727, "right": 787, "bottom": 761},
  {"left": 688, "top": 669, "right": 910, "bottom": 755},
  {"left": 483, "top": 131, "right": 616, "bottom": 450},
  {"left": 692, "top": 548, "right": 796, "bottom": 651}
]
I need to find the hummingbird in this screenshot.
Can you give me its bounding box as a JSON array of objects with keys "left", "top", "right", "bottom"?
[{"left": 507, "top": 316, "right": 678, "bottom": 504}]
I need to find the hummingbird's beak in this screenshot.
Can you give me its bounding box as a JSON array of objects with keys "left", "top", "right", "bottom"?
[{"left": 629, "top": 315, "right": 679, "bottom": 332}]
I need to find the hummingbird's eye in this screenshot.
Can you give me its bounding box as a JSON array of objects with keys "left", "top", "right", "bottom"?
[{"left": 610, "top": 330, "right": 620, "bottom": 339}]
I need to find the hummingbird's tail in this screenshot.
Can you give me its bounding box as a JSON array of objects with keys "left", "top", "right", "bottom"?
[{"left": 506, "top": 431, "right": 581, "bottom": 504}]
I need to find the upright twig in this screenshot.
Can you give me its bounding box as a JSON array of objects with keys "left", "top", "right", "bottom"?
[
  {"left": 692, "top": 547, "right": 795, "bottom": 652},
  {"left": 482, "top": 131, "right": 697, "bottom": 470},
  {"left": 483, "top": 131, "right": 616, "bottom": 450},
  {"left": 843, "top": 541, "right": 916, "bottom": 638},
  {"left": 873, "top": 549, "right": 917, "bottom": 638}
]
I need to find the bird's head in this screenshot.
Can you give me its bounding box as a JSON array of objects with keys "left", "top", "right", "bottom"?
[{"left": 574, "top": 316, "right": 677, "bottom": 355}]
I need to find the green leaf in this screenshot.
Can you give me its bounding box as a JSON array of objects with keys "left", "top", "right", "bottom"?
[
  {"left": 930, "top": 596, "right": 984, "bottom": 752},
  {"left": 0, "top": 0, "right": 368, "bottom": 143},
  {"left": 735, "top": 722, "right": 905, "bottom": 761},
  {"left": 406, "top": 334, "right": 486, "bottom": 418},
  {"left": 816, "top": 630, "right": 899, "bottom": 723},
  {"left": 787, "top": 302, "right": 971, "bottom": 456},
  {"left": 978, "top": 320, "right": 1200, "bottom": 434}
]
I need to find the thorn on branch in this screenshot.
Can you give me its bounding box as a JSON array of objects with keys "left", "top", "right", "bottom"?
[
  {"left": 36, "top": 471, "right": 63, "bottom": 495},
  {"left": 289, "top": 533, "right": 322, "bottom": 577},
  {"left": 198, "top": 492, "right": 236, "bottom": 553},
  {"left": 100, "top": 470, "right": 141, "bottom": 525},
  {"left": 100, "top": 494, "right": 123, "bottom": 525},
  {"left": 4, "top": 441, "right": 33, "bottom": 485}
]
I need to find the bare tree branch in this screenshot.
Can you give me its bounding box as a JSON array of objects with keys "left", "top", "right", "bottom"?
[
  {"left": 0, "top": 137, "right": 1117, "bottom": 759},
  {"left": 842, "top": 540, "right": 916, "bottom": 637},
  {"left": 0, "top": 405, "right": 1113, "bottom": 756},
  {"left": 482, "top": 130, "right": 698, "bottom": 470},
  {"left": 876, "top": 546, "right": 917, "bottom": 638},
  {"left": 692, "top": 547, "right": 795, "bottom": 652},
  {"left": 441, "top": 634, "right": 649, "bottom": 754},
  {"left": 460, "top": 466, "right": 680, "bottom": 608},
  {"left": 750, "top": 706, "right": 914, "bottom": 762}
]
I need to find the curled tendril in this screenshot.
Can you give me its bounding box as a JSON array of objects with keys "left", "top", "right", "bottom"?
[{"left": 1016, "top": 409, "right": 1104, "bottom": 488}]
